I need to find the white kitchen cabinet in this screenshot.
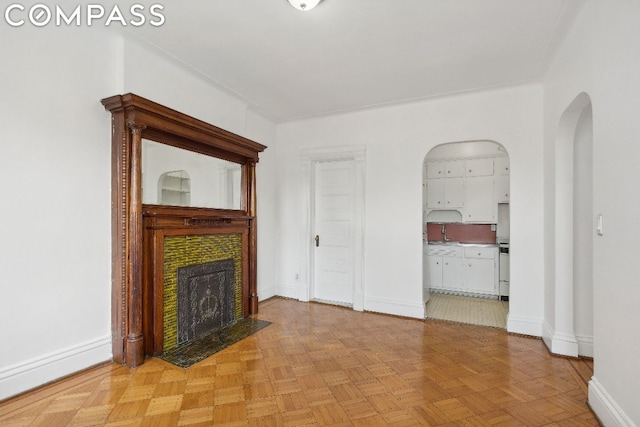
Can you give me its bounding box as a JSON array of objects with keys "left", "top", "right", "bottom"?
[
  {"left": 494, "top": 174, "right": 510, "bottom": 203},
  {"left": 464, "top": 176, "right": 495, "bottom": 222},
  {"left": 426, "top": 161, "right": 445, "bottom": 179},
  {"left": 493, "top": 157, "right": 510, "bottom": 203},
  {"left": 427, "top": 244, "right": 498, "bottom": 296},
  {"left": 443, "top": 160, "right": 465, "bottom": 177},
  {"left": 426, "top": 179, "right": 444, "bottom": 208},
  {"left": 426, "top": 160, "right": 465, "bottom": 179},
  {"left": 442, "top": 256, "right": 463, "bottom": 289},
  {"left": 463, "top": 259, "right": 496, "bottom": 295},
  {"left": 462, "top": 247, "right": 498, "bottom": 295},
  {"left": 427, "top": 245, "right": 463, "bottom": 290},
  {"left": 427, "top": 256, "right": 444, "bottom": 289},
  {"left": 465, "top": 158, "right": 494, "bottom": 177},
  {"left": 426, "top": 178, "right": 464, "bottom": 209},
  {"left": 426, "top": 156, "right": 509, "bottom": 221},
  {"left": 494, "top": 157, "right": 510, "bottom": 175}
]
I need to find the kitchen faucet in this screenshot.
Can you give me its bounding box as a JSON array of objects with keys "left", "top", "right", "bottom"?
[{"left": 442, "top": 224, "right": 451, "bottom": 242}]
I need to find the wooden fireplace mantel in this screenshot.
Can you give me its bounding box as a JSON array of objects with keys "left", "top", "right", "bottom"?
[{"left": 102, "top": 94, "right": 266, "bottom": 367}]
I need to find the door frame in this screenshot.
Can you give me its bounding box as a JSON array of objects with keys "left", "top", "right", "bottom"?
[{"left": 300, "top": 145, "right": 366, "bottom": 311}]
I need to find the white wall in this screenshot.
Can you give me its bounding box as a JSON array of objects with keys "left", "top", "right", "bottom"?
[
  {"left": 275, "top": 84, "right": 544, "bottom": 330},
  {"left": 0, "top": 27, "right": 117, "bottom": 400},
  {"left": 543, "top": 1, "right": 640, "bottom": 425},
  {"left": 0, "top": 30, "right": 277, "bottom": 400},
  {"left": 573, "top": 105, "right": 593, "bottom": 357},
  {"left": 246, "top": 108, "right": 279, "bottom": 301}
]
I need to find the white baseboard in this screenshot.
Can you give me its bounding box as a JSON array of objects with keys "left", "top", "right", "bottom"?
[
  {"left": 576, "top": 334, "right": 594, "bottom": 358},
  {"left": 589, "top": 377, "right": 635, "bottom": 427},
  {"left": 550, "top": 332, "right": 578, "bottom": 357},
  {"left": 364, "top": 296, "right": 425, "bottom": 319},
  {"left": 257, "top": 285, "right": 278, "bottom": 301},
  {"left": 542, "top": 320, "right": 554, "bottom": 349},
  {"left": 275, "top": 283, "right": 299, "bottom": 300},
  {"left": 0, "top": 335, "right": 111, "bottom": 401},
  {"left": 541, "top": 320, "right": 578, "bottom": 357},
  {"left": 507, "top": 313, "right": 542, "bottom": 337}
]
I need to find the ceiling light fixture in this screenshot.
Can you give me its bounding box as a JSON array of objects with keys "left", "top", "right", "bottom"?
[{"left": 287, "top": 0, "right": 321, "bottom": 11}]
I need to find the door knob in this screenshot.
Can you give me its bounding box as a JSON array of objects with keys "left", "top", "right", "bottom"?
[{"left": 315, "top": 235, "right": 320, "bottom": 247}]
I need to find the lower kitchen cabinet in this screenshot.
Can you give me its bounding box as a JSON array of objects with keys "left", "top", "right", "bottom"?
[
  {"left": 426, "top": 244, "right": 498, "bottom": 296},
  {"left": 463, "top": 258, "right": 496, "bottom": 294},
  {"left": 442, "top": 256, "right": 463, "bottom": 290},
  {"left": 462, "top": 246, "right": 498, "bottom": 295},
  {"left": 427, "top": 256, "right": 443, "bottom": 289},
  {"left": 426, "top": 245, "right": 463, "bottom": 291}
]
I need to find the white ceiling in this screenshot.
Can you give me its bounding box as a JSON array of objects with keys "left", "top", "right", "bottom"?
[{"left": 130, "top": 0, "right": 580, "bottom": 122}]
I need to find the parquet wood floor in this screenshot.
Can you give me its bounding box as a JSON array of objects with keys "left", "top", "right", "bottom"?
[{"left": 0, "top": 297, "right": 600, "bottom": 426}]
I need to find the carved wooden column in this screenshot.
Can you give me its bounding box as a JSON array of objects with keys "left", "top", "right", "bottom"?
[
  {"left": 126, "top": 122, "right": 146, "bottom": 367},
  {"left": 109, "top": 109, "right": 127, "bottom": 364},
  {"left": 247, "top": 160, "right": 259, "bottom": 314}
]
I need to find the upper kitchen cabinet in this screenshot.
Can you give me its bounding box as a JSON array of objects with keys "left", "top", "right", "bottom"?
[
  {"left": 426, "top": 159, "right": 465, "bottom": 178},
  {"left": 464, "top": 176, "right": 495, "bottom": 222},
  {"left": 424, "top": 142, "right": 509, "bottom": 224},
  {"left": 426, "top": 176, "right": 464, "bottom": 209},
  {"left": 425, "top": 160, "right": 465, "bottom": 209},
  {"left": 494, "top": 157, "right": 510, "bottom": 203},
  {"left": 465, "top": 158, "right": 494, "bottom": 177},
  {"left": 494, "top": 157, "right": 510, "bottom": 175}
]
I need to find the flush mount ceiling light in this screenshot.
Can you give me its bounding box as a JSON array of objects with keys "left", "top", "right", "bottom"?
[{"left": 287, "top": 0, "right": 321, "bottom": 11}]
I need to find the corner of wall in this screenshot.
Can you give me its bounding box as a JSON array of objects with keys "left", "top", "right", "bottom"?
[
  {"left": 506, "top": 314, "right": 543, "bottom": 337},
  {"left": 541, "top": 320, "right": 579, "bottom": 357},
  {"left": 257, "top": 285, "right": 278, "bottom": 302},
  {"left": 589, "top": 377, "right": 635, "bottom": 427}
]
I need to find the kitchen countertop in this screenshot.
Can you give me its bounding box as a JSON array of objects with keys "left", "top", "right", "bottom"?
[{"left": 426, "top": 241, "right": 497, "bottom": 248}]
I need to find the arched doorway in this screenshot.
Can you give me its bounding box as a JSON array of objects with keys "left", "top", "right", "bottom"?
[
  {"left": 548, "top": 93, "right": 594, "bottom": 357},
  {"left": 422, "top": 141, "right": 510, "bottom": 328}
]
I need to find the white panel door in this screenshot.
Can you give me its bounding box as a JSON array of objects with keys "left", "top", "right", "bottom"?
[{"left": 313, "top": 160, "right": 355, "bottom": 305}]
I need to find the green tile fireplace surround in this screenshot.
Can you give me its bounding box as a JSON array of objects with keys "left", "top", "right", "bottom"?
[{"left": 163, "top": 234, "right": 243, "bottom": 351}]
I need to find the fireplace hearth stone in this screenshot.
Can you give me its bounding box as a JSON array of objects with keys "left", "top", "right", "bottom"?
[{"left": 159, "top": 317, "right": 271, "bottom": 368}]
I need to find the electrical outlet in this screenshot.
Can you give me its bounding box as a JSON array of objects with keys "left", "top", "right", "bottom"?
[{"left": 295, "top": 274, "right": 300, "bottom": 281}]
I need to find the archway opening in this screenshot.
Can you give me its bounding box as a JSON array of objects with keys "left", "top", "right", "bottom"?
[
  {"left": 547, "top": 92, "right": 593, "bottom": 358},
  {"left": 422, "top": 140, "right": 510, "bottom": 328}
]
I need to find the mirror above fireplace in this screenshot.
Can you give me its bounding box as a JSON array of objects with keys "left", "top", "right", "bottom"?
[{"left": 142, "top": 139, "right": 243, "bottom": 209}]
